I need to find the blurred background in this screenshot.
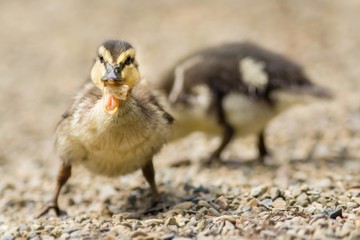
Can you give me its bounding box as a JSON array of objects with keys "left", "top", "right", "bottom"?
[{"left": 1, "top": 0, "right": 360, "bottom": 226}]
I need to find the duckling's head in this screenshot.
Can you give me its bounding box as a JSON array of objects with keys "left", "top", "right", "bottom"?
[{"left": 91, "top": 40, "right": 140, "bottom": 114}]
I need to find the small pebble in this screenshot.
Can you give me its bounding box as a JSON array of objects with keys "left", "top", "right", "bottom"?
[
  {"left": 251, "top": 186, "right": 267, "bottom": 198},
  {"left": 300, "top": 184, "right": 309, "bottom": 192},
  {"left": 165, "top": 217, "right": 179, "bottom": 227},
  {"left": 144, "top": 219, "right": 164, "bottom": 226},
  {"left": 269, "top": 187, "right": 281, "bottom": 200},
  {"left": 162, "top": 232, "right": 176, "bottom": 240},
  {"left": 214, "top": 196, "right": 228, "bottom": 210},
  {"left": 291, "top": 186, "right": 302, "bottom": 197},
  {"left": 173, "top": 202, "right": 194, "bottom": 210},
  {"left": 208, "top": 207, "right": 221, "bottom": 217},
  {"left": 198, "top": 200, "right": 209, "bottom": 207},
  {"left": 248, "top": 198, "right": 259, "bottom": 207},
  {"left": 27, "top": 232, "right": 39, "bottom": 239},
  {"left": 260, "top": 198, "right": 272, "bottom": 208},
  {"left": 273, "top": 198, "right": 286, "bottom": 209},
  {"left": 328, "top": 209, "right": 343, "bottom": 219},
  {"left": 347, "top": 202, "right": 359, "bottom": 210},
  {"left": 296, "top": 193, "right": 309, "bottom": 207},
  {"left": 260, "top": 229, "right": 277, "bottom": 238}
]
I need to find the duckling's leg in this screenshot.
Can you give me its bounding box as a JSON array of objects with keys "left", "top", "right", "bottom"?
[
  {"left": 208, "top": 123, "right": 235, "bottom": 164},
  {"left": 36, "top": 163, "right": 71, "bottom": 218},
  {"left": 207, "top": 99, "right": 235, "bottom": 164},
  {"left": 141, "top": 159, "right": 159, "bottom": 202},
  {"left": 257, "top": 129, "right": 269, "bottom": 163}
]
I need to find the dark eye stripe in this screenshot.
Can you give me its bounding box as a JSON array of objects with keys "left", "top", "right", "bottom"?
[
  {"left": 99, "top": 55, "right": 105, "bottom": 63},
  {"left": 124, "top": 57, "right": 133, "bottom": 65}
]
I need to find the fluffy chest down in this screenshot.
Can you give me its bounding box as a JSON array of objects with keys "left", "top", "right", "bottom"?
[{"left": 70, "top": 100, "right": 169, "bottom": 177}]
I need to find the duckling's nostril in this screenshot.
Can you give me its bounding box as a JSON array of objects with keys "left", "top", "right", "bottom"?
[{"left": 114, "top": 67, "right": 121, "bottom": 75}]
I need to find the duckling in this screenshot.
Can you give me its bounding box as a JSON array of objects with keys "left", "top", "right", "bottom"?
[
  {"left": 38, "top": 40, "right": 173, "bottom": 217},
  {"left": 160, "top": 42, "right": 331, "bottom": 164}
]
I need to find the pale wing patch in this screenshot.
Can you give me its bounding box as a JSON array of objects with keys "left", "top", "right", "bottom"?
[
  {"left": 169, "top": 56, "right": 203, "bottom": 103},
  {"left": 239, "top": 57, "right": 268, "bottom": 90},
  {"left": 98, "top": 46, "right": 114, "bottom": 64}
]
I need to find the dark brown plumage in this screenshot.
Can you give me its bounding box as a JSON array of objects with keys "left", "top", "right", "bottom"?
[{"left": 160, "top": 42, "right": 331, "bottom": 164}]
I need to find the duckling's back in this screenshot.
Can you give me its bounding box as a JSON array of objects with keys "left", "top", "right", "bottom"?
[{"left": 161, "top": 42, "right": 319, "bottom": 104}]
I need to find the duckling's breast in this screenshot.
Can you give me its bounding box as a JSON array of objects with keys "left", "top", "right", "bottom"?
[
  {"left": 73, "top": 101, "right": 170, "bottom": 177},
  {"left": 170, "top": 92, "right": 278, "bottom": 139},
  {"left": 223, "top": 93, "right": 277, "bottom": 136}
]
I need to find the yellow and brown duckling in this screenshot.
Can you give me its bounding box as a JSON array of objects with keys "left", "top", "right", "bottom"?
[
  {"left": 160, "top": 42, "right": 332, "bottom": 164},
  {"left": 38, "top": 40, "right": 173, "bottom": 217}
]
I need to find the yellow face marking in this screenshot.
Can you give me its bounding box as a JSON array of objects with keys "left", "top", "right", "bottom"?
[
  {"left": 98, "top": 46, "right": 114, "bottom": 64},
  {"left": 91, "top": 46, "right": 139, "bottom": 94},
  {"left": 121, "top": 65, "right": 139, "bottom": 89},
  {"left": 116, "top": 49, "right": 136, "bottom": 64}
]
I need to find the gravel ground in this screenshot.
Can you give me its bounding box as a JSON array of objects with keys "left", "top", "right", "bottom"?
[{"left": 1, "top": 1, "right": 360, "bottom": 239}]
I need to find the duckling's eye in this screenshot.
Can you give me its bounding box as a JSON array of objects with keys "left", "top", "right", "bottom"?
[
  {"left": 124, "top": 57, "right": 133, "bottom": 65},
  {"left": 98, "top": 55, "right": 105, "bottom": 64}
]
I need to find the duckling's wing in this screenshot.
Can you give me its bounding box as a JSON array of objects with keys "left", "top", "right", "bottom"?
[
  {"left": 148, "top": 94, "right": 174, "bottom": 124},
  {"left": 59, "top": 82, "right": 101, "bottom": 122},
  {"left": 132, "top": 82, "right": 174, "bottom": 125}
]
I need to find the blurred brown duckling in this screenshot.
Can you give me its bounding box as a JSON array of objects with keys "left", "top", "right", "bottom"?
[
  {"left": 160, "top": 42, "right": 332, "bottom": 164},
  {"left": 38, "top": 40, "right": 173, "bottom": 217}
]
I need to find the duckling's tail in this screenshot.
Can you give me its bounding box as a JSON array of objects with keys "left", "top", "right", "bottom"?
[{"left": 294, "top": 84, "right": 333, "bottom": 100}]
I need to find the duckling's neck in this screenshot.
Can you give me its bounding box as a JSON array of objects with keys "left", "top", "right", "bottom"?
[{"left": 95, "top": 95, "right": 140, "bottom": 129}]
